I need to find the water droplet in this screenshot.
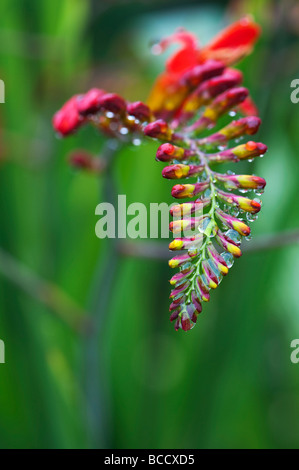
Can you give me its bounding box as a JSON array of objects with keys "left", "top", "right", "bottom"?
[
  {"left": 229, "top": 111, "right": 237, "bottom": 117},
  {"left": 239, "top": 189, "right": 248, "bottom": 194},
  {"left": 230, "top": 207, "right": 240, "bottom": 217},
  {"left": 245, "top": 234, "right": 252, "bottom": 241},
  {"left": 248, "top": 158, "right": 254, "bottom": 163},
  {"left": 120, "top": 127, "right": 129, "bottom": 135},
  {"left": 246, "top": 213, "right": 258, "bottom": 222},
  {"left": 225, "top": 229, "right": 241, "bottom": 244},
  {"left": 198, "top": 217, "right": 217, "bottom": 237},
  {"left": 151, "top": 41, "right": 163, "bottom": 55},
  {"left": 254, "top": 189, "right": 264, "bottom": 196},
  {"left": 259, "top": 154, "right": 264, "bottom": 158},
  {"left": 132, "top": 138, "right": 141, "bottom": 146},
  {"left": 204, "top": 188, "right": 211, "bottom": 198},
  {"left": 106, "top": 111, "right": 115, "bottom": 119},
  {"left": 227, "top": 170, "right": 235, "bottom": 176},
  {"left": 221, "top": 252, "right": 234, "bottom": 268}
]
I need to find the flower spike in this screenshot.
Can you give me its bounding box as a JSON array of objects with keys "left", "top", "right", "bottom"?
[{"left": 53, "top": 18, "right": 267, "bottom": 332}]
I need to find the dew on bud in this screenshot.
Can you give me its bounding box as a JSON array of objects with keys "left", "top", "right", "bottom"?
[
  {"left": 220, "top": 252, "right": 234, "bottom": 268},
  {"left": 120, "top": 127, "right": 129, "bottom": 135},
  {"left": 106, "top": 111, "right": 115, "bottom": 119},
  {"left": 246, "top": 213, "right": 258, "bottom": 222},
  {"left": 253, "top": 197, "right": 262, "bottom": 204},
  {"left": 225, "top": 229, "right": 241, "bottom": 244},
  {"left": 230, "top": 207, "right": 240, "bottom": 217}
]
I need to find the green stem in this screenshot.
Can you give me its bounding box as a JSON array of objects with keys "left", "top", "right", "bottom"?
[{"left": 81, "top": 141, "right": 121, "bottom": 448}]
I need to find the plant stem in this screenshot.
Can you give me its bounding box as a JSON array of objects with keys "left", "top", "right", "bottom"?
[{"left": 82, "top": 141, "right": 120, "bottom": 449}]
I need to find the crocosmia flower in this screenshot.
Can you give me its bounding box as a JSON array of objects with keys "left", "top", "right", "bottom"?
[{"left": 53, "top": 17, "right": 267, "bottom": 332}]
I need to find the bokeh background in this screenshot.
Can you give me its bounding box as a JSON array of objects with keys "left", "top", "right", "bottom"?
[{"left": 0, "top": 0, "right": 299, "bottom": 449}]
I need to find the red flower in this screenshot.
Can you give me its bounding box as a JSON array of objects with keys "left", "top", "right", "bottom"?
[{"left": 147, "top": 16, "right": 260, "bottom": 117}]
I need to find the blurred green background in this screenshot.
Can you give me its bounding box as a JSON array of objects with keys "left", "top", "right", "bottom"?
[{"left": 0, "top": 0, "right": 299, "bottom": 449}]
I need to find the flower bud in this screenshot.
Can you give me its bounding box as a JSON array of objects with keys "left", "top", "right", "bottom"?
[
  {"left": 196, "top": 276, "right": 210, "bottom": 302},
  {"left": 156, "top": 143, "right": 194, "bottom": 162},
  {"left": 68, "top": 150, "right": 106, "bottom": 173},
  {"left": 99, "top": 93, "right": 127, "bottom": 114},
  {"left": 171, "top": 181, "right": 209, "bottom": 198},
  {"left": 189, "top": 87, "right": 249, "bottom": 134},
  {"left": 126, "top": 101, "right": 152, "bottom": 122},
  {"left": 179, "top": 69, "right": 243, "bottom": 123},
  {"left": 216, "top": 209, "right": 250, "bottom": 236},
  {"left": 143, "top": 119, "right": 174, "bottom": 140},
  {"left": 168, "top": 252, "right": 197, "bottom": 268},
  {"left": 202, "top": 260, "right": 219, "bottom": 289},
  {"left": 169, "top": 268, "right": 195, "bottom": 286},
  {"left": 215, "top": 230, "right": 242, "bottom": 257},
  {"left": 170, "top": 198, "right": 210, "bottom": 217},
  {"left": 197, "top": 116, "right": 261, "bottom": 147},
  {"left": 209, "top": 141, "right": 267, "bottom": 163},
  {"left": 216, "top": 189, "right": 261, "bottom": 213},
  {"left": 169, "top": 218, "right": 200, "bottom": 234},
  {"left": 52, "top": 95, "right": 83, "bottom": 136},
  {"left": 181, "top": 60, "right": 225, "bottom": 87},
  {"left": 162, "top": 163, "right": 204, "bottom": 179},
  {"left": 170, "top": 281, "right": 190, "bottom": 299},
  {"left": 214, "top": 172, "right": 266, "bottom": 190},
  {"left": 77, "top": 88, "right": 106, "bottom": 115},
  {"left": 169, "top": 234, "right": 203, "bottom": 251},
  {"left": 206, "top": 244, "right": 229, "bottom": 275},
  {"left": 191, "top": 291, "right": 202, "bottom": 314}
]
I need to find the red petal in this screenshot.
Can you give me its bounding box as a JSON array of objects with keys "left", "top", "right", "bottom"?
[
  {"left": 238, "top": 96, "right": 259, "bottom": 116},
  {"left": 205, "top": 17, "right": 260, "bottom": 51},
  {"left": 200, "top": 17, "right": 261, "bottom": 65},
  {"left": 153, "top": 29, "right": 198, "bottom": 74}
]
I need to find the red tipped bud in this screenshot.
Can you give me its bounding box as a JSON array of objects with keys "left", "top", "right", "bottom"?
[
  {"left": 216, "top": 189, "right": 261, "bottom": 213},
  {"left": 99, "top": 93, "right": 127, "bottom": 114},
  {"left": 189, "top": 87, "right": 249, "bottom": 134},
  {"left": 215, "top": 230, "right": 242, "bottom": 258},
  {"left": 52, "top": 95, "right": 83, "bottom": 136},
  {"left": 156, "top": 143, "right": 194, "bottom": 162},
  {"left": 162, "top": 163, "right": 204, "bottom": 179},
  {"left": 198, "top": 116, "right": 261, "bottom": 147},
  {"left": 77, "top": 88, "right": 106, "bottom": 115},
  {"left": 68, "top": 150, "right": 106, "bottom": 173},
  {"left": 127, "top": 101, "right": 151, "bottom": 122},
  {"left": 214, "top": 172, "right": 266, "bottom": 190},
  {"left": 181, "top": 60, "right": 225, "bottom": 87},
  {"left": 144, "top": 119, "right": 173, "bottom": 140},
  {"left": 171, "top": 181, "right": 209, "bottom": 199},
  {"left": 196, "top": 276, "right": 210, "bottom": 302},
  {"left": 216, "top": 209, "right": 250, "bottom": 236},
  {"left": 208, "top": 141, "right": 267, "bottom": 163}
]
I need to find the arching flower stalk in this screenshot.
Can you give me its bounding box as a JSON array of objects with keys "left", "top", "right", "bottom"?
[{"left": 53, "top": 17, "right": 267, "bottom": 332}]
